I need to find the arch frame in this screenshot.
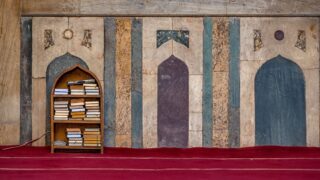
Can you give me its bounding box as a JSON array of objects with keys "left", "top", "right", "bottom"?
[
  {"left": 240, "top": 54, "right": 319, "bottom": 147},
  {"left": 254, "top": 55, "right": 306, "bottom": 146}
]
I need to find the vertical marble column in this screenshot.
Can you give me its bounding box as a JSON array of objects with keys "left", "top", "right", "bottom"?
[
  {"left": 131, "top": 18, "right": 143, "bottom": 148},
  {"left": 212, "top": 17, "right": 229, "bottom": 147},
  {"left": 202, "top": 17, "right": 213, "bottom": 147},
  {"left": 115, "top": 18, "right": 132, "bottom": 147},
  {"left": 20, "top": 17, "right": 33, "bottom": 144}
]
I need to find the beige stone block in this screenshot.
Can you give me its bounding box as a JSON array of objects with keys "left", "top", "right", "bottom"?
[
  {"left": 0, "top": 122, "right": 20, "bottom": 145},
  {"left": 142, "top": 75, "right": 158, "bottom": 148},
  {"left": 189, "top": 75, "right": 203, "bottom": 113},
  {"left": 189, "top": 112, "right": 202, "bottom": 131},
  {"left": 0, "top": 0, "right": 20, "bottom": 145},
  {"left": 189, "top": 130, "right": 202, "bottom": 147},
  {"left": 68, "top": 17, "right": 104, "bottom": 80},
  {"left": 172, "top": 18, "right": 203, "bottom": 75},
  {"left": 305, "top": 69, "right": 320, "bottom": 146},
  {"left": 32, "top": 17, "right": 68, "bottom": 78},
  {"left": 239, "top": 60, "right": 262, "bottom": 147},
  {"left": 32, "top": 78, "right": 46, "bottom": 146},
  {"left": 240, "top": 17, "right": 319, "bottom": 70},
  {"left": 143, "top": 17, "right": 172, "bottom": 75}
]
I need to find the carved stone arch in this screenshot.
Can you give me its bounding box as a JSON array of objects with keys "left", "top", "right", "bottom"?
[
  {"left": 157, "top": 55, "right": 189, "bottom": 148},
  {"left": 45, "top": 53, "right": 89, "bottom": 145},
  {"left": 255, "top": 55, "right": 306, "bottom": 146}
]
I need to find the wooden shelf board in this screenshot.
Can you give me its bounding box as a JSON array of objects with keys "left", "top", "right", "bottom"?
[
  {"left": 53, "top": 145, "right": 102, "bottom": 150},
  {"left": 53, "top": 120, "right": 101, "bottom": 124},
  {"left": 53, "top": 95, "right": 101, "bottom": 98}
]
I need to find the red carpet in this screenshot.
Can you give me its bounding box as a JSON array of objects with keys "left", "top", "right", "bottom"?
[{"left": 1, "top": 146, "right": 320, "bottom": 179}]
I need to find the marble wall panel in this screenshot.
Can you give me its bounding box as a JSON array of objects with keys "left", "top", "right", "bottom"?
[
  {"left": 212, "top": 17, "right": 230, "bottom": 147},
  {"left": 240, "top": 18, "right": 319, "bottom": 147},
  {"left": 115, "top": 18, "right": 132, "bottom": 147}
]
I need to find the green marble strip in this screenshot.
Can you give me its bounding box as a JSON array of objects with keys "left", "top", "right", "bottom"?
[
  {"left": 20, "top": 17, "right": 32, "bottom": 144},
  {"left": 228, "top": 17, "right": 240, "bottom": 147},
  {"left": 104, "top": 17, "right": 117, "bottom": 147},
  {"left": 202, "top": 17, "right": 213, "bottom": 147},
  {"left": 131, "top": 18, "right": 143, "bottom": 148}
]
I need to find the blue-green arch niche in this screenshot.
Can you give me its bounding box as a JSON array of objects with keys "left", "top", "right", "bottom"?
[{"left": 255, "top": 55, "right": 306, "bottom": 146}]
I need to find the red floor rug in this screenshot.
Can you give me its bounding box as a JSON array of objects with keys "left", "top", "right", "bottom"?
[{"left": 1, "top": 146, "right": 320, "bottom": 179}]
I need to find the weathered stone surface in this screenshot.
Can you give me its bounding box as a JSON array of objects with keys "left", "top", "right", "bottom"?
[
  {"left": 32, "top": 78, "right": 46, "bottom": 146},
  {"left": 142, "top": 18, "right": 172, "bottom": 148},
  {"left": 173, "top": 18, "right": 203, "bottom": 75},
  {"left": 189, "top": 130, "right": 202, "bottom": 147},
  {"left": 115, "top": 18, "right": 132, "bottom": 147},
  {"left": 239, "top": 17, "right": 319, "bottom": 147},
  {"left": 142, "top": 74, "right": 158, "bottom": 148},
  {"left": 131, "top": 18, "right": 143, "bottom": 148},
  {"left": 213, "top": 17, "right": 229, "bottom": 72},
  {"left": 104, "top": 17, "right": 116, "bottom": 147},
  {"left": 158, "top": 56, "right": 189, "bottom": 148},
  {"left": 212, "top": 17, "right": 229, "bottom": 148},
  {"left": 189, "top": 112, "right": 202, "bottom": 131},
  {"left": 20, "top": 17, "right": 33, "bottom": 145},
  {"left": 212, "top": 72, "right": 229, "bottom": 147},
  {"left": 22, "top": 0, "right": 320, "bottom": 16},
  {"left": 305, "top": 69, "right": 320, "bottom": 146},
  {"left": 240, "top": 60, "right": 261, "bottom": 147},
  {"left": 240, "top": 18, "right": 319, "bottom": 69},
  {"left": 32, "top": 17, "right": 104, "bottom": 80},
  {"left": 213, "top": 129, "right": 228, "bottom": 147},
  {"left": 189, "top": 75, "right": 202, "bottom": 113},
  {"left": 0, "top": 0, "right": 21, "bottom": 145}
]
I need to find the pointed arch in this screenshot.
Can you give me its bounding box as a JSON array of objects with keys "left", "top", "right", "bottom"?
[
  {"left": 255, "top": 55, "right": 306, "bottom": 146},
  {"left": 157, "top": 55, "right": 189, "bottom": 147},
  {"left": 45, "top": 53, "right": 88, "bottom": 145}
]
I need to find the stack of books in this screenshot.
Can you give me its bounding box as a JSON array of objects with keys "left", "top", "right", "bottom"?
[
  {"left": 69, "top": 98, "right": 86, "bottom": 120},
  {"left": 53, "top": 101, "right": 69, "bottom": 120},
  {"left": 66, "top": 128, "right": 83, "bottom": 146},
  {"left": 54, "top": 88, "right": 68, "bottom": 95},
  {"left": 84, "top": 101, "right": 100, "bottom": 121},
  {"left": 83, "top": 128, "right": 101, "bottom": 147},
  {"left": 69, "top": 85, "right": 85, "bottom": 95},
  {"left": 67, "top": 79, "right": 97, "bottom": 95},
  {"left": 84, "top": 83, "right": 99, "bottom": 95}
]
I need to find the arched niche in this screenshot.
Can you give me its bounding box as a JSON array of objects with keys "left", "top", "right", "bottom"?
[
  {"left": 157, "top": 55, "right": 189, "bottom": 148},
  {"left": 45, "top": 53, "right": 88, "bottom": 145},
  {"left": 255, "top": 55, "right": 306, "bottom": 146}
]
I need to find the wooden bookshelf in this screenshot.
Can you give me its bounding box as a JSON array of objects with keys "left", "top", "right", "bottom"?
[{"left": 50, "top": 65, "right": 104, "bottom": 154}]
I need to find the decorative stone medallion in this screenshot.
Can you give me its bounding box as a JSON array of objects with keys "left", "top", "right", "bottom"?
[
  {"left": 274, "top": 30, "right": 284, "bottom": 41},
  {"left": 63, "top": 29, "right": 73, "bottom": 40}
]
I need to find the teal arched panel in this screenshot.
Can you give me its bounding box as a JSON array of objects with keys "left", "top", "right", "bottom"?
[{"left": 255, "top": 55, "right": 306, "bottom": 146}]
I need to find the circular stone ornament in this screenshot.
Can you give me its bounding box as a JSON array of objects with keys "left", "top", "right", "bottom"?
[
  {"left": 63, "top": 29, "right": 73, "bottom": 40},
  {"left": 274, "top": 30, "right": 284, "bottom": 41}
]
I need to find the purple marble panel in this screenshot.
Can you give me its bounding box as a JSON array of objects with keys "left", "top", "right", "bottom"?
[{"left": 158, "top": 55, "right": 189, "bottom": 148}]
